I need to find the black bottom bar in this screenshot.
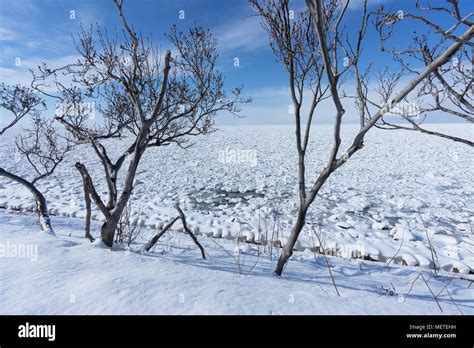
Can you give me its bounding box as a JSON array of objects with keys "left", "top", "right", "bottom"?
[{"left": 0, "top": 315, "right": 471, "bottom": 346}]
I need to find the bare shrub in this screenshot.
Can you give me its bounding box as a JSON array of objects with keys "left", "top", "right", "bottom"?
[{"left": 115, "top": 201, "right": 143, "bottom": 248}]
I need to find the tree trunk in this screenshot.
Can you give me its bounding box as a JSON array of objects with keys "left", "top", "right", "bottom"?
[
  {"left": 107, "top": 172, "right": 118, "bottom": 210},
  {"left": 275, "top": 204, "right": 308, "bottom": 276},
  {"left": 100, "top": 170, "right": 140, "bottom": 247},
  {"left": 0, "top": 167, "right": 55, "bottom": 234},
  {"left": 100, "top": 217, "right": 120, "bottom": 247},
  {"left": 100, "top": 146, "right": 145, "bottom": 247},
  {"left": 80, "top": 177, "right": 94, "bottom": 242}
]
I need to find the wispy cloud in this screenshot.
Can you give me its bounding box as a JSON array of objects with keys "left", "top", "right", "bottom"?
[
  {"left": 0, "top": 27, "right": 17, "bottom": 41},
  {"left": 348, "top": 0, "right": 394, "bottom": 10},
  {"left": 0, "top": 0, "right": 104, "bottom": 60},
  {"left": 215, "top": 15, "right": 267, "bottom": 54},
  {"left": 250, "top": 86, "right": 292, "bottom": 100}
]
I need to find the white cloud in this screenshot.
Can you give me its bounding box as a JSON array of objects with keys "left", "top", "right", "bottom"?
[
  {"left": 0, "top": 27, "right": 17, "bottom": 41},
  {"left": 215, "top": 15, "right": 267, "bottom": 54},
  {"left": 249, "top": 86, "right": 292, "bottom": 100},
  {"left": 348, "top": 0, "right": 394, "bottom": 10}
]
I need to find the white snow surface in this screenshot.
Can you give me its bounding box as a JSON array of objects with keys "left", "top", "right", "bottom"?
[
  {"left": 0, "top": 124, "right": 473, "bottom": 276},
  {"left": 0, "top": 211, "right": 472, "bottom": 314}
]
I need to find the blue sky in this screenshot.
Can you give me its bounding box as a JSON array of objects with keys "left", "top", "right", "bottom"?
[{"left": 0, "top": 0, "right": 471, "bottom": 125}]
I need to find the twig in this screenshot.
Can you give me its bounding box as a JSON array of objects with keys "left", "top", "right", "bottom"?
[
  {"left": 405, "top": 272, "right": 443, "bottom": 312},
  {"left": 144, "top": 216, "right": 180, "bottom": 252},
  {"left": 143, "top": 206, "right": 206, "bottom": 259},
  {"left": 209, "top": 237, "right": 243, "bottom": 275},
  {"left": 445, "top": 287, "right": 464, "bottom": 315},
  {"left": 176, "top": 205, "right": 206, "bottom": 259},
  {"left": 310, "top": 222, "right": 341, "bottom": 297},
  {"left": 419, "top": 214, "right": 439, "bottom": 274},
  {"left": 385, "top": 227, "right": 405, "bottom": 268}
]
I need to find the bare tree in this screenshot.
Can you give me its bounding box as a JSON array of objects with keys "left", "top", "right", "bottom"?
[
  {"left": 252, "top": 0, "right": 473, "bottom": 276},
  {"left": 250, "top": 0, "right": 329, "bottom": 275},
  {"left": 0, "top": 83, "right": 73, "bottom": 233},
  {"left": 374, "top": 1, "right": 473, "bottom": 146},
  {"left": 31, "top": 0, "right": 249, "bottom": 247}
]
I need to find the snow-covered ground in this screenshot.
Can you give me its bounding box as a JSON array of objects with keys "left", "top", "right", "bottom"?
[
  {"left": 0, "top": 210, "right": 472, "bottom": 314},
  {"left": 1, "top": 124, "right": 473, "bottom": 275}
]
